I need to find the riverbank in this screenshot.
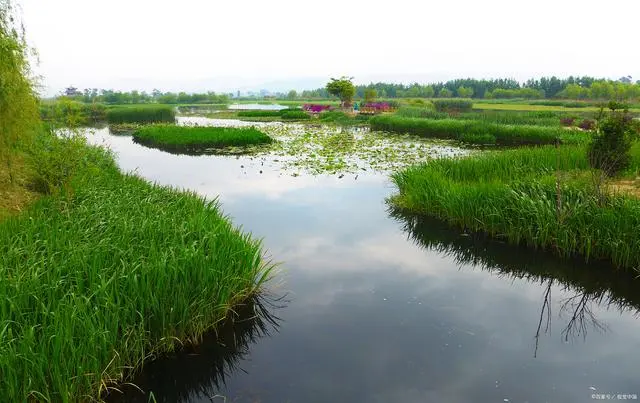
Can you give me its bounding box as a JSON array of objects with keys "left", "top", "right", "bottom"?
[
  {"left": 390, "top": 144, "right": 640, "bottom": 271},
  {"left": 0, "top": 132, "right": 273, "bottom": 402}
]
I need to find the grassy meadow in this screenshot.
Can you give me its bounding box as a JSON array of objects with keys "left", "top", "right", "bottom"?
[{"left": 133, "top": 124, "right": 274, "bottom": 152}]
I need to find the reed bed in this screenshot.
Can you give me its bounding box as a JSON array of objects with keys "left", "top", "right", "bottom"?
[
  {"left": 370, "top": 115, "right": 588, "bottom": 145},
  {"left": 106, "top": 105, "right": 176, "bottom": 124},
  {"left": 0, "top": 144, "right": 273, "bottom": 402},
  {"left": 235, "top": 109, "right": 308, "bottom": 120},
  {"left": 133, "top": 124, "right": 273, "bottom": 152},
  {"left": 40, "top": 101, "right": 107, "bottom": 124},
  {"left": 395, "top": 107, "right": 583, "bottom": 127},
  {"left": 236, "top": 110, "right": 283, "bottom": 118},
  {"left": 432, "top": 99, "right": 473, "bottom": 112},
  {"left": 391, "top": 146, "right": 640, "bottom": 270},
  {"left": 280, "top": 110, "right": 310, "bottom": 120}
]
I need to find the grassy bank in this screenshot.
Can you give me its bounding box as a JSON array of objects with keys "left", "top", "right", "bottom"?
[
  {"left": 473, "top": 102, "right": 640, "bottom": 113},
  {"left": 40, "top": 100, "right": 107, "bottom": 125},
  {"left": 133, "top": 124, "right": 273, "bottom": 152},
  {"left": 390, "top": 145, "right": 640, "bottom": 270},
  {"left": 370, "top": 115, "right": 587, "bottom": 145},
  {"left": 106, "top": 105, "right": 176, "bottom": 124},
  {"left": 395, "top": 107, "right": 587, "bottom": 127},
  {"left": 0, "top": 137, "right": 273, "bottom": 402}
]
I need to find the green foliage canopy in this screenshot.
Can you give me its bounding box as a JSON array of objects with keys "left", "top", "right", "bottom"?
[{"left": 326, "top": 76, "right": 356, "bottom": 107}]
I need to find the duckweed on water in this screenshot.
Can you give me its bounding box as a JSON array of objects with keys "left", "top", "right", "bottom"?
[{"left": 258, "top": 124, "right": 468, "bottom": 175}]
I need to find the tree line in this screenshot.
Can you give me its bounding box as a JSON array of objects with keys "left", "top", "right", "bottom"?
[
  {"left": 60, "top": 89, "right": 230, "bottom": 104},
  {"left": 299, "top": 76, "right": 640, "bottom": 100}
]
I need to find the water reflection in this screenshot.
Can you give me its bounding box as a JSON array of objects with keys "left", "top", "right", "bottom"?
[
  {"left": 389, "top": 207, "right": 640, "bottom": 356},
  {"left": 227, "top": 103, "right": 289, "bottom": 111},
  {"left": 104, "top": 296, "right": 283, "bottom": 403}
]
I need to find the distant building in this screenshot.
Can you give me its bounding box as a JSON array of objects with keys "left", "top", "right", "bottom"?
[{"left": 64, "top": 86, "right": 81, "bottom": 97}]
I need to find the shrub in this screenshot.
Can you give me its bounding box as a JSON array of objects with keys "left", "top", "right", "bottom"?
[
  {"left": 588, "top": 108, "right": 635, "bottom": 176},
  {"left": 432, "top": 99, "right": 473, "bottom": 113},
  {"left": 106, "top": 105, "right": 176, "bottom": 124}
]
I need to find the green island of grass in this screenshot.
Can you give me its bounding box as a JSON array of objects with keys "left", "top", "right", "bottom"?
[
  {"left": 390, "top": 144, "right": 640, "bottom": 271},
  {"left": 370, "top": 115, "right": 588, "bottom": 145},
  {"left": 132, "top": 124, "right": 274, "bottom": 152}
]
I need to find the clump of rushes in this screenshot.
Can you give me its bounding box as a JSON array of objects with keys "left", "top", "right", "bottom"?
[
  {"left": 106, "top": 105, "right": 176, "bottom": 124},
  {"left": 40, "top": 100, "right": 107, "bottom": 125},
  {"left": 395, "top": 107, "right": 571, "bottom": 126},
  {"left": 370, "top": 115, "right": 588, "bottom": 145},
  {"left": 280, "top": 110, "right": 310, "bottom": 120},
  {"left": 133, "top": 124, "right": 273, "bottom": 152},
  {"left": 236, "top": 109, "right": 307, "bottom": 119},
  {"left": 237, "top": 110, "right": 283, "bottom": 118},
  {"left": 432, "top": 99, "right": 473, "bottom": 113},
  {"left": 0, "top": 145, "right": 273, "bottom": 402},
  {"left": 390, "top": 145, "right": 640, "bottom": 270}
]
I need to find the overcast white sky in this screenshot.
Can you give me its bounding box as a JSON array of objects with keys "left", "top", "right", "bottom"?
[{"left": 20, "top": 0, "right": 640, "bottom": 96}]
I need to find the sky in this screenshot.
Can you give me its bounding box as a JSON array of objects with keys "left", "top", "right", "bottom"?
[{"left": 19, "top": 0, "right": 640, "bottom": 96}]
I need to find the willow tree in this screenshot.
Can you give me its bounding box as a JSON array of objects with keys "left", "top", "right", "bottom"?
[{"left": 0, "top": 0, "right": 40, "bottom": 183}]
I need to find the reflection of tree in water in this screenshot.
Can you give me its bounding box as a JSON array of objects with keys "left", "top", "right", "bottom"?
[
  {"left": 389, "top": 207, "right": 640, "bottom": 356},
  {"left": 104, "top": 295, "right": 283, "bottom": 403}
]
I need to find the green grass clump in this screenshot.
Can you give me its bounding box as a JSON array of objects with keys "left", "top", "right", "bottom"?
[
  {"left": 391, "top": 145, "right": 640, "bottom": 270},
  {"left": 0, "top": 144, "right": 272, "bottom": 402},
  {"left": 432, "top": 99, "right": 473, "bottom": 113},
  {"left": 280, "top": 110, "right": 310, "bottom": 120},
  {"left": 395, "top": 107, "right": 574, "bottom": 126},
  {"left": 370, "top": 115, "right": 588, "bottom": 145},
  {"left": 133, "top": 124, "right": 273, "bottom": 152},
  {"left": 237, "top": 110, "right": 283, "bottom": 118},
  {"left": 40, "top": 100, "right": 107, "bottom": 125},
  {"left": 106, "top": 105, "right": 176, "bottom": 124}
]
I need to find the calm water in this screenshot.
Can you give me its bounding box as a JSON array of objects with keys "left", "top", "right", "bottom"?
[
  {"left": 227, "top": 103, "right": 289, "bottom": 110},
  {"left": 92, "top": 121, "right": 640, "bottom": 403}
]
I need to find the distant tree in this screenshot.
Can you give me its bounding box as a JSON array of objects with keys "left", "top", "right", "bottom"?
[
  {"left": 456, "top": 86, "right": 474, "bottom": 98},
  {"left": 364, "top": 88, "right": 377, "bottom": 103},
  {"left": 326, "top": 76, "right": 356, "bottom": 107},
  {"left": 287, "top": 90, "right": 297, "bottom": 100},
  {"left": 421, "top": 85, "right": 435, "bottom": 98},
  {"left": 438, "top": 88, "right": 453, "bottom": 98}
]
